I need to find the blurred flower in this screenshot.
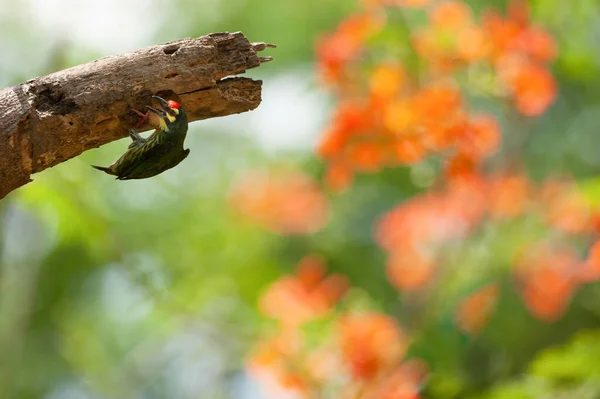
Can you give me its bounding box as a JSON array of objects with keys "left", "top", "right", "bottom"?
[
  {"left": 514, "top": 244, "right": 581, "bottom": 322},
  {"left": 409, "top": 83, "right": 463, "bottom": 136},
  {"left": 250, "top": 309, "right": 423, "bottom": 399},
  {"left": 455, "top": 283, "right": 499, "bottom": 335},
  {"left": 488, "top": 173, "right": 531, "bottom": 219},
  {"left": 317, "top": 0, "right": 558, "bottom": 192},
  {"left": 393, "top": 138, "right": 427, "bottom": 165},
  {"left": 259, "top": 255, "right": 349, "bottom": 327},
  {"left": 362, "top": 0, "right": 431, "bottom": 8},
  {"left": 520, "top": 27, "right": 558, "bottom": 63},
  {"left": 317, "top": 100, "right": 371, "bottom": 159},
  {"left": 319, "top": 76, "right": 505, "bottom": 186},
  {"left": 377, "top": 176, "right": 486, "bottom": 250},
  {"left": 455, "top": 115, "right": 501, "bottom": 159},
  {"left": 498, "top": 59, "right": 557, "bottom": 116},
  {"left": 483, "top": 0, "right": 558, "bottom": 115},
  {"left": 348, "top": 141, "right": 386, "bottom": 172},
  {"left": 338, "top": 312, "right": 408, "bottom": 380},
  {"left": 230, "top": 170, "right": 330, "bottom": 235},
  {"left": 540, "top": 178, "right": 594, "bottom": 234},
  {"left": 413, "top": 1, "right": 489, "bottom": 72},
  {"left": 579, "top": 240, "right": 600, "bottom": 283},
  {"left": 386, "top": 247, "right": 436, "bottom": 291},
  {"left": 305, "top": 345, "right": 341, "bottom": 384},
  {"left": 317, "top": 12, "right": 385, "bottom": 84},
  {"left": 362, "top": 359, "right": 429, "bottom": 399},
  {"left": 324, "top": 161, "right": 354, "bottom": 193},
  {"left": 431, "top": 1, "right": 472, "bottom": 30},
  {"left": 376, "top": 174, "right": 489, "bottom": 291},
  {"left": 247, "top": 332, "right": 311, "bottom": 399},
  {"left": 370, "top": 64, "right": 406, "bottom": 101},
  {"left": 483, "top": 0, "right": 557, "bottom": 63}
]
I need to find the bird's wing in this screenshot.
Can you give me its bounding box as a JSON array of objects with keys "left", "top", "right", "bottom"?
[
  {"left": 117, "top": 140, "right": 175, "bottom": 179},
  {"left": 127, "top": 141, "right": 144, "bottom": 150}
]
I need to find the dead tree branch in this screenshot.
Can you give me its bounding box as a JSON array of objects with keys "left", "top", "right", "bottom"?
[{"left": 0, "top": 32, "right": 275, "bottom": 199}]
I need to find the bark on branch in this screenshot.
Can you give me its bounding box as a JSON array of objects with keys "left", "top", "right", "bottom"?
[{"left": 0, "top": 32, "right": 275, "bottom": 199}]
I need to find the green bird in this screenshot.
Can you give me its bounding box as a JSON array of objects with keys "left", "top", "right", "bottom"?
[{"left": 92, "top": 95, "right": 189, "bottom": 180}]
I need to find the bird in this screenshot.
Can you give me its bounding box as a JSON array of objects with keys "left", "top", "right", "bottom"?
[{"left": 92, "top": 95, "right": 189, "bottom": 180}]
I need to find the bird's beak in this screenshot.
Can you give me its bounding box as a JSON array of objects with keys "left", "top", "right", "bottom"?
[{"left": 147, "top": 95, "right": 170, "bottom": 117}]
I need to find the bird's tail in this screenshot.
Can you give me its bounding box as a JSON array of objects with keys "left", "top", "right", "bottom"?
[{"left": 91, "top": 165, "right": 115, "bottom": 175}]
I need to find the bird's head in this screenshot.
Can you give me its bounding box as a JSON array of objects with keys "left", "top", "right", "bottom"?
[{"left": 147, "top": 95, "right": 187, "bottom": 131}]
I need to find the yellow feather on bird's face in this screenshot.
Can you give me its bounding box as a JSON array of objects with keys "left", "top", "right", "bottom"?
[
  {"left": 158, "top": 117, "right": 169, "bottom": 131},
  {"left": 146, "top": 102, "right": 181, "bottom": 132}
]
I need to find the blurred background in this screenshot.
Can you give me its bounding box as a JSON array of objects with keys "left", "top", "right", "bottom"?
[{"left": 2, "top": 0, "right": 600, "bottom": 398}]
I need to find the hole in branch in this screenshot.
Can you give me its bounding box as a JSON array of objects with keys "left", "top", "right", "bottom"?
[{"left": 163, "top": 45, "right": 180, "bottom": 55}]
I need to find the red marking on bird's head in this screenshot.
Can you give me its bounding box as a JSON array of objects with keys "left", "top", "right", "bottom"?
[{"left": 167, "top": 100, "right": 180, "bottom": 109}]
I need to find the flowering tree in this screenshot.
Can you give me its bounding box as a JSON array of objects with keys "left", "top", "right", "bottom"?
[{"left": 231, "top": 1, "right": 600, "bottom": 397}]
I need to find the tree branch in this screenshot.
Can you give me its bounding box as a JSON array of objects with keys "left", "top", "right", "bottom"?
[{"left": 0, "top": 32, "right": 275, "bottom": 199}]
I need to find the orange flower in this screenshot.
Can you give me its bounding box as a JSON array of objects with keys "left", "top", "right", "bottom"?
[
  {"left": 430, "top": 1, "right": 473, "bottom": 30},
  {"left": 413, "top": 2, "right": 490, "bottom": 70},
  {"left": 377, "top": 177, "right": 487, "bottom": 293},
  {"left": 455, "top": 283, "right": 499, "bottom": 335},
  {"left": 362, "top": 0, "right": 431, "bottom": 7},
  {"left": 483, "top": 10, "right": 525, "bottom": 60},
  {"left": 579, "top": 240, "right": 600, "bottom": 283},
  {"left": 386, "top": 248, "right": 435, "bottom": 291},
  {"left": 370, "top": 64, "right": 406, "bottom": 100},
  {"left": 384, "top": 99, "right": 416, "bottom": 135},
  {"left": 376, "top": 176, "right": 486, "bottom": 253},
  {"left": 482, "top": 0, "right": 558, "bottom": 116},
  {"left": 248, "top": 334, "right": 295, "bottom": 371},
  {"left": 317, "top": 13, "right": 385, "bottom": 84},
  {"left": 444, "top": 153, "right": 476, "bottom": 181},
  {"left": 455, "top": 115, "right": 501, "bottom": 160},
  {"left": 394, "top": 138, "right": 427, "bottom": 164},
  {"left": 318, "top": 100, "right": 371, "bottom": 159},
  {"left": 412, "top": 83, "right": 463, "bottom": 123},
  {"left": 510, "top": 63, "right": 557, "bottom": 116},
  {"left": 278, "top": 372, "right": 308, "bottom": 392},
  {"left": 338, "top": 313, "right": 408, "bottom": 380},
  {"left": 230, "top": 171, "right": 330, "bottom": 235},
  {"left": 540, "top": 179, "right": 593, "bottom": 234},
  {"left": 347, "top": 142, "right": 385, "bottom": 172},
  {"left": 362, "top": 359, "right": 429, "bottom": 399},
  {"left": 445, "top": 173, "right": 489, "bottom": 228},
  {"left": 515, "top": 244, "right": 580, "bottom": 322},
  {"left": 391, "top": 0, "right": 431, "bottom": 7},
  {"left": 336, "top": 100, "right": 372, "bottom": 132},
  {"left": 520, "top": 27, "right": 558, "bottom": 62},
  {"left": 488, "top": 174, "right": 531, "bottom": 219},
  {"left": 318, "top": 126, "right": 351, "bottom": 159},
  {"left": 247, "top": 333, "right": 310, "bottom": 399},
  {"left": 521, "top": 267, "right": 575, "bottom": 322},
  {"left": 297, "top": 254, "right": 327, "bottom": 289},
  {"left": 324, "top": 161, "right": 354, "bottom": 193},
  {"left": 305, "top": 346, "right": 340, "bottom": 384},
  {"left": 456, "top": 25, "right": 490, "bottom": 62},
  {"left": 483, "top": 0, "right": 558, "bottom": 115},
  {"left": 259, "top": 255, "right": 349, "bottom": 326},
  {"left": 376, "top": 197, "right": 437, "bottom": 251}
]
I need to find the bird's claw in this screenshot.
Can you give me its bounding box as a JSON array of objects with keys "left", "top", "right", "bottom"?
[{"left": 131, "top": 108, "right": 150, "bottom": 128}]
